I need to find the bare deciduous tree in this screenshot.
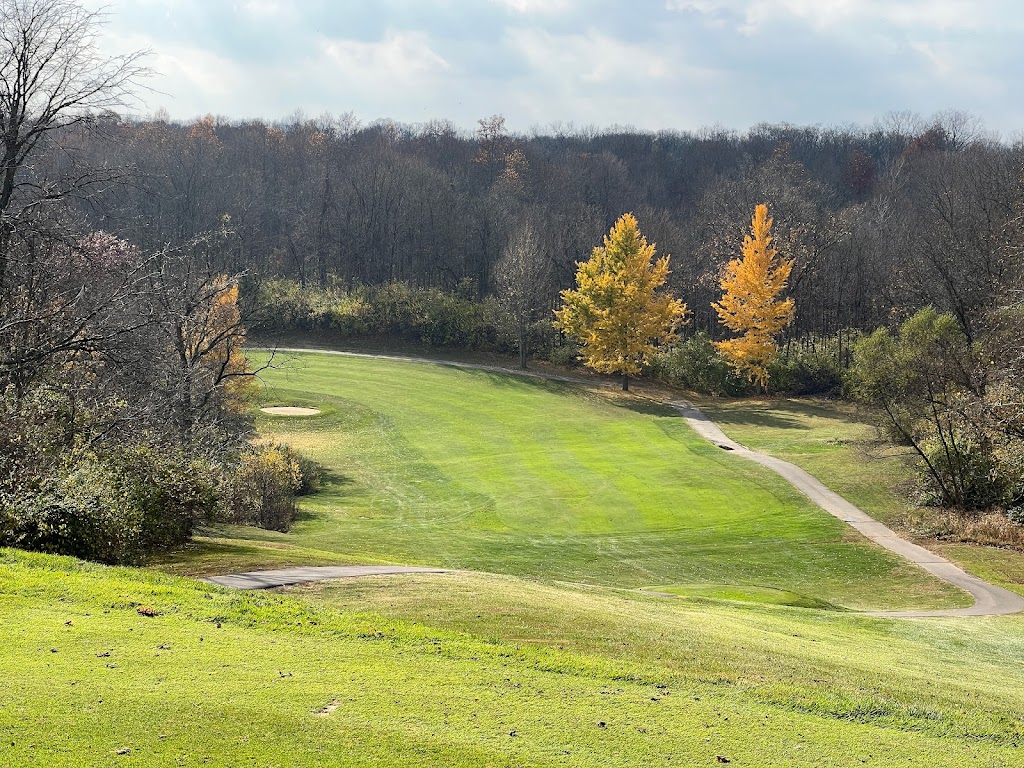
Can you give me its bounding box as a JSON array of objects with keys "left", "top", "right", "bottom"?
[
  {"left": 0, "top": 0, "right": 149, "bottom": 391},
  {"left": 0, "top": 0, "right": 149, "bottom": 219},
  {"left": 495, "top": 218, "right": 552, "bottom": 369}
]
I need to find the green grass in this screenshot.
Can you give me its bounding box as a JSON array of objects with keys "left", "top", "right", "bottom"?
[
  {"left": 642, "top": 583, "right": 837, "bottom": 609},
  {"left": 298, "top": 570, "right": 1024, "bottom": 742},
  {"left": 3, "top": 549, "right": 1024, "bottom": 767},
  {"left": 189, "top": 351, "right": 968, "bottom": 610},
  {"left": 8, "top": 356, "right": 1024, "bottom": 765}
]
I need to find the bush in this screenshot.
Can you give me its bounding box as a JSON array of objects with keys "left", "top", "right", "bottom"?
[
  {"left": 651, "top": 332, "right": 851, "bottom": 397},
  {"left": 916, "top": 438, "right": 1007, "bottom": 510},
  {"left": 650, "top": 332, "right": 746, "bottom": 396},
  {"left": 274, "top": 443, "right": 324, "bottom": 496},
  {"left": 0, "top": 447, "right": 218, "bottom": 564},
  {"left": 249, "top": 278, "right": 509, "bottom": 352},
  {"left": 546, "top": 339, "right": 581, "bottom": 368},
  {"left": 768, "top": 339, "right": 848, "bottom": 396},
  {"left": 227, "top": 444, "right": 302, "bottom": 531}
]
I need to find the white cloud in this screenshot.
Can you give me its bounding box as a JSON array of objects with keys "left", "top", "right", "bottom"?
[
  {"left": 237, "top": 1, "right": 291, "bottom": 18},
  {"left": 320, "top": 30, "right": 450, "bottom": 81},
  {"left": 508, "top": 28, "right": 686, "bottom": 84},
  {"left": 493, "top": 0, "right": 574, "bottom": 14},
  {"left": 100, "top": 30, "right": 245, "bottom": 112},
  {"left": 500, "top": 27, "right": 724, "bottom": 128},
  {"left": 81, "top": 0, "right": 1023, "bottom": 135},
  {"left": 667, "top": 0, "right": 1010, "bottom": 33}
]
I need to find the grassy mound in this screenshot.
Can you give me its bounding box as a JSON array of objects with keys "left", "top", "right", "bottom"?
[{"left": 2, "top": 550, "right": 1022, "bottom": 767}]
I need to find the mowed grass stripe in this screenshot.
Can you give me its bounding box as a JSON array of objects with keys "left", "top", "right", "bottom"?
[
  {"left": 222, "top": 351, "right": 968, "bottom": 610},
  {"left": 266, "top": 355, "right": 826, "bottom": 535}
]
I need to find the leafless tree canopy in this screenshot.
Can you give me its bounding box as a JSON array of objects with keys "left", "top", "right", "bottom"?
[{"left": 0, "top": 0, "right": 149, "bottom": 217}]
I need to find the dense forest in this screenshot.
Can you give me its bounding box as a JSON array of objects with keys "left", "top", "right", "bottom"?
[
  {"left": 1, "top": 0, "right": 1022, "bottom": 565},
  {"left": 56, "top": 108, "right": 1021, "bottom": 342}
]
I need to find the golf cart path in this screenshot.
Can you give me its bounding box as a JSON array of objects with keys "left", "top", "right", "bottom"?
[{"left": 248, "top": 347, "right": 1024, "bottom": 618}]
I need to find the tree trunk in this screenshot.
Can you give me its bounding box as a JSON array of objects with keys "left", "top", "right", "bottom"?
[
  {"left": 518, "top": 323, "right": 527, "bottom": 369},
  {"left": 622, "top": 373, "right": 629, "bottom": 391}
]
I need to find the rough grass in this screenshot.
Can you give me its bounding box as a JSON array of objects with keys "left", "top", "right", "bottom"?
[
  {"left": 3, "top": 549, "right": 1022, "bottom": 768},
  {"left": 175, "top": 351, "right": 969, "bottom": 610},
  {"left": 697, "top": 398, "right": 915, "bottom": 525}
]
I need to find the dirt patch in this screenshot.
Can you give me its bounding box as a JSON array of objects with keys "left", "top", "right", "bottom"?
[
  {"left": 260, "top": 406, "right": 321, "bottom": 416},
  {"left": 314, "top": 700, "right": 340, "bottom": 717}
]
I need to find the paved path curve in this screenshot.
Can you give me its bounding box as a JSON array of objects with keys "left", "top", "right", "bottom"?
[
  {"left": 672, "top": 401, "right": 1024, "bottom": 618},
  {"left": 248, "top": 347, "right": 1024, "bottom": 617}
]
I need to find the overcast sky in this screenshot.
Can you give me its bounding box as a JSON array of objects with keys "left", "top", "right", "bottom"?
[{"left": 90, "top": 0, "right": 1024, "bottom": 137}]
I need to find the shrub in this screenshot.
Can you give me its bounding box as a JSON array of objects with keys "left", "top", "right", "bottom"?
[
  {"left": 274, "top": 443, "right": 324, "bottom": 496},
  {"left": 0, "top": 447, "right": 218, "bottom": 565},
  {"left": 768, "top": 340, "right": 847, "bottom": 396},
  {"left": 249, "top": 278, "right": 508, "bottom": 352},
  {"left": 546, "top": 339, "right": 581, "bottom": 368},
  {"left": 916, "top": 435, "right": 1011, "bottom": 511},
  {"left": 118, "top": 447, "right": 220, "bottom": 552},
  {"left": 227, "top": 444, "right": 302, "bottom": 531},
  {"left": 650, "top": 332, "right": 746, "bottom": 396}
]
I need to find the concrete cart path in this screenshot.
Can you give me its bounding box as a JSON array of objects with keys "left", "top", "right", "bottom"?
[
  {"left": 672, "top": 401, "right": 1024, "bottom": 618},
  {"left": 246, "top": 347, "right": 1024, "bottom": 617},
  {"left": 204, "top": 565, "right": 453, "bottom": 590}
]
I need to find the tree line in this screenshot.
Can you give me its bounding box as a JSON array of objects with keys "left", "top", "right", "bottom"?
[
  {"left": 0, "top": 0, "right": 316, "bottom": 564},
  {"left": 44, "top": 108, "right": 1018, "bottom": 344}
]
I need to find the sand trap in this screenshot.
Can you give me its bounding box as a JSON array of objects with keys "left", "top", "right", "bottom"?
[{"left": 260, "top": 406, "right": 321, "bottom": 416}]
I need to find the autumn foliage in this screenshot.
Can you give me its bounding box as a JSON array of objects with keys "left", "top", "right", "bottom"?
[
  {"left": 712, "top": 204, "right": 795, "bottom": 389},
  {"left": 182, "top": 274, "right": 254, "bottom": 412},
  {"left": 555, "top": 213, "right": 687, "bottom": 390}
]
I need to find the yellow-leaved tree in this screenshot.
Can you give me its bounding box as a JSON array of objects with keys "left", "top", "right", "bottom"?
[
  {"left": 554, "top": 213, "right": 688, "bottom": 390},
  {"left": 712, "top": 204, "right": 795, "bottom": 390}
]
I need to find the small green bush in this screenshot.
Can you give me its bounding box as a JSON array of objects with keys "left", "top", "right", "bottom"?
[
  {"left": 651, "top": 332, "right": 746, "bottom": 396},
  {"left": 546, "top": 339, "right": 581, "bottom": 368},
  {"left": 914, "top": 433, "right": 1024, "bottom": 513},
  {"left": 769, "top": 340, "right": 847, "bottom": 396}
]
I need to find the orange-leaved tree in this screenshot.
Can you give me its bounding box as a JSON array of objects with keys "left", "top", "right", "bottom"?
[
  {"left": 712, "top": 203, "right": 795, "bottom": 390},
  {"left": 554, "top": 213, "right": 688, "bottom": 390}
]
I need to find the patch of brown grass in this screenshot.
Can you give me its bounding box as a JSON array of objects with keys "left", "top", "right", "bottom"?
[{"left": 905, "top": 509, "right": 1024, "bottom": 550}]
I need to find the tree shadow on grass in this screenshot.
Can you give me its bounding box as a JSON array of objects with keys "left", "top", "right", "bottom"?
[
  {"left": 294, "top": 470, "right": 354, "bottom": 523},
  {"left": 606, "top": 398, "right": 679, "bottom": 419},
  {"left": 703, "top": 407, "right": 811, "bottom": 431},
  {"left": 700, "top": 397, "right": 874, "bottom": 431},
  {"left": 457, "top": 366, "right": 588, "bottom": 394}
]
